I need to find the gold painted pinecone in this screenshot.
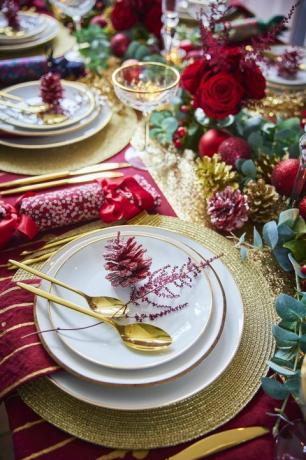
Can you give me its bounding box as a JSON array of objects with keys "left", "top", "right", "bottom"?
[
  {"left": 255, "top": 154, "right": 281, "bottom": 182},
  {"left": 196, "top": 154, "right": 239, "bottom": 197},
  {"left": 245, "top": 179, "right": 280, "bottom": 223}
]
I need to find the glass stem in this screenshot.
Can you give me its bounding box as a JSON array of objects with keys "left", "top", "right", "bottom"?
[
  {"left": 73, "top": 15, "right": 82, "bottom": 33},
  {"left": 143, "top": 113, "right": 149, "bottom": 153}
]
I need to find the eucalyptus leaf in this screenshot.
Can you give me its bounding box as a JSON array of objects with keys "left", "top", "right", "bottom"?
[
  {"left": 272, "top": 324, "right": 299, "bottom": 343},
  {"left": 240, "top": 246, "right": 248, "bottom": 261},
  {"left": 239, "top": 232, "right": 246, "bottom": 244},
  {"left": 278, "top": 209, "right": 299, "bottom": 228},
  {"left": 272, "top": 246, "right": 292, "bottom": 272},
  {"left": 253, "top": 227, "right": 263, "bottom": 249},
  {"left": 248, "top": 131, "right": 263, "bottom": 152},
  {"left": 194, "top": 108, "right": 210, "bottom": 126},
  {"left": 263, "top": 221, "right": 278, "bottom": 249},
  {"left": 285, "top": 376, "right": 302, "bottom": 399},
  {"left": 268, "top": 360, "right": 296, "bottom": 376},
  {"left": 288, "top": 254, "right": 306, "bottom": 279},
  {"left": 294, "top": 216, "right": 306, "bottom": 237},
  {"left": 240, "top": 160, "right": 257, "bottom": 179},
  {"left": 217, "top": 115, "right": 234, "bottom": 128},
  {"left": 276, "top": 294, "right": 306, "bottom": 322},
  {"left": 277, "top": 223, "right": 295, "bottom": 244},
  {"left": 261, "top": 377, "right": 290, "bottom": 400},
  {"left": 161, "top": 117, "right": 178, "bottom": 133}
]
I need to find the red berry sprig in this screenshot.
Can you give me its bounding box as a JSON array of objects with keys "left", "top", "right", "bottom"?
[{"left": 173, "top": 126, "right": 187, "bottom": 150}]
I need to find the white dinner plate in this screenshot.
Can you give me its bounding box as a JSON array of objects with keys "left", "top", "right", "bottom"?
[
  {"left": 0, "top": 98, "right": 112, "bottom": 149},
  {"left": 33, "top": 225, "right": 235, "bottom": 395},
  {"left": 47, "top": 231, "right": 213, "bottom": 370},
  {"left": 0, "top": 15, "right": 59, "bottom": 51},
  {"left": 262, "top": 45, "right": 306, "bottom": 88},
  {"left": 0, "top": 80, "right": 95, "bottom": 130},
  {"left": 42, "top": 226, "right": 243, "bottom": 410}
]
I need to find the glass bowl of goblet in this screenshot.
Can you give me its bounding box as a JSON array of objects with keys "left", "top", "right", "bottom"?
[{"left": 112, "top": 61, "right": 180, "bottom": 170}]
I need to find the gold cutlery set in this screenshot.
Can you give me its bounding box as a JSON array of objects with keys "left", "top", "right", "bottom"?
[{"left": 0, "top": 162, "right": 129, "bottom": 195}]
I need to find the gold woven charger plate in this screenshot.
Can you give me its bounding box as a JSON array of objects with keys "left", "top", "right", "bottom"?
[
  {"left": 0, "top": 107, "right": 137, "bottom": 175},
  {"left": 18, "top": 214, "right": 276, "bottom": 449}
]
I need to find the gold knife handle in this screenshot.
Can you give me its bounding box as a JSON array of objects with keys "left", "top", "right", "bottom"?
[{"left": 167, "top": 427, "right": 269, "bottom": 460}]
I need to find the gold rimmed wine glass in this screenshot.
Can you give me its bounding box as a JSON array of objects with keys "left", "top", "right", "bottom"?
[{"left": 112, "top": 62, "right": 180, "bottom": 170}]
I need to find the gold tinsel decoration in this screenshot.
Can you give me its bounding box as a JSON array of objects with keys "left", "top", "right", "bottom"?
[
  {"left": 245, "top": 178, "right": 280, "bottom": 223},
  {"left": 195, "top": 154, "right": 238, "bottom": 197},
  {"left": 255, "top": 154, "right": 281, "bottom": 182}
]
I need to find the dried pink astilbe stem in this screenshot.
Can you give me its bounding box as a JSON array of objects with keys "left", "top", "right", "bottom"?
[{"left": 126, "top": 254, "right": 222, "bottom": 321}]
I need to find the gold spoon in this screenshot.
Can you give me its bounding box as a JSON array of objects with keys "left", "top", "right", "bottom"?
[
  {"left": 9, "top": 259, "right": 127, "bottom": 317},
  {"left": 17, "top": 282, "right": 172, "bottom": 352}
]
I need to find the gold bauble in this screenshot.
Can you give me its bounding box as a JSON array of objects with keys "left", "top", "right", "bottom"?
[
  {"left": 245, "top": 179, "right": 280, "bottom": 223},
  {"left": 195, "top": 154, "right": 239, "bottom": 197}
]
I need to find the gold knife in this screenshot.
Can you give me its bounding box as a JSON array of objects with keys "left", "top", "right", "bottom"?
[
  {"left": 0, "top": 171, "right": 123, "bottom": 195},
  {"left": 0, "top": 162, "right": 130, "bottom": 189},
  {"left": 167, "top": 426, "right": 269, "bottom": 460}
]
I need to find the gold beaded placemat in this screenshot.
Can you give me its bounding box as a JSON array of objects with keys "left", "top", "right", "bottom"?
[
  {"left": 18, "top": 213, "right": 277, "bottom": 449},
  {"left": 0, "top": 107, "right": 137, "bottom": 175}
]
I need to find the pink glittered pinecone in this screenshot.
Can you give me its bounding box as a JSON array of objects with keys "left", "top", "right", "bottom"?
[
  {"left": 2, "top": 0, "right": 20, "bottom": 30},
  {"left": 40, "top": 72, "right": 64, "bottom": 113},
  {"left": 207, "top": 186, "right": 249, "bottom": 232},
  {"left": 104, "top": 232, "right": 152, "bottom": 288}
]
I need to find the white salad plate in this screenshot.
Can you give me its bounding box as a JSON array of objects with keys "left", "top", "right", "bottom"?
[
  {"left": 0, "top": 12, "right": 47, "bottom": 44},
  {"left": 33, "top": 225, "right": 243, "bottom": 410},
  {"left": 47, "top": 231, "right": 213, "bottom": 370},
  {"left": 0, "top": 97, "right": 112, "bottom": 149},
  {"left": 0, "top": 81, "right": 95, "bottom": 130},
  {"left": 0, "top": 14, "right": 59, "bottom": 51},
  {"left": 0, "top": 100, "right": 101, "bottom": 138},
  {"left": 262, "top": 45, "right": 306, "bottom": 88}
]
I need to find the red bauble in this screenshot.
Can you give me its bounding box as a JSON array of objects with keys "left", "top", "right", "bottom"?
[
  {"left": 198, "top": 129, "right": 231, "bottom": 158},
  {"left": 271, "top": 158, "right": 300, "bottom": 197},
  {"left": 111, "top": 33, "right": 131, "bottom": 57},
  {"left": 90, "top": 15, "right": 107, "bottom": 28},
  {"left": 301, "top": 264, "right": 306, "bottom": 275},
  {"left": 218, "top": 136, "right": 251, "bottom": 167},
  {"left": 299, "top": 196, "right": 306, "bottom": 220}
]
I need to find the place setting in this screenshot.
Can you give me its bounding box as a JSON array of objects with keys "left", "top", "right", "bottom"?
[
  {"left": 0, "top": 74, "right": 113, "bottom": 149},
  {"left": 1, "top": 1, "right": 306, "bottom": 460},
  {"left": 0, "top": 6, "right": 59, "bottom": 52}
]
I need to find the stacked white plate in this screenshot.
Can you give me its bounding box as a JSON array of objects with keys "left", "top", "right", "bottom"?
[
  {"left": 0, "top": 11, "right": 59, "bottom": 51},
  {"left": 34, "top": 225, "right": 244, "bottom": 411},
  {"left": 262, "top": 45, "right": 306, "bottom": 91},
  {"left": 0, "top": 80, "right": 112, "bottom": 149}
]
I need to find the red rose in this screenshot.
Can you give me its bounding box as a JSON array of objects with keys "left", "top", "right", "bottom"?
[
  {"left": 143, "top": 1, "right": 162, "bottom": 37},
  {"left": 223, "top": 47, "right": 242, "bottom": 72},
  {"left": 242, "top": 65, "right": 266, "bottom": 100},
  {"left": 111, "top": 0, "right": 138, "bottom": 31},
  {"left": 180, "top": 59, "right": 207, "bottom": 96},
  {"left": 195, "top": 72, "right": 244, "bottom": 120}
]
